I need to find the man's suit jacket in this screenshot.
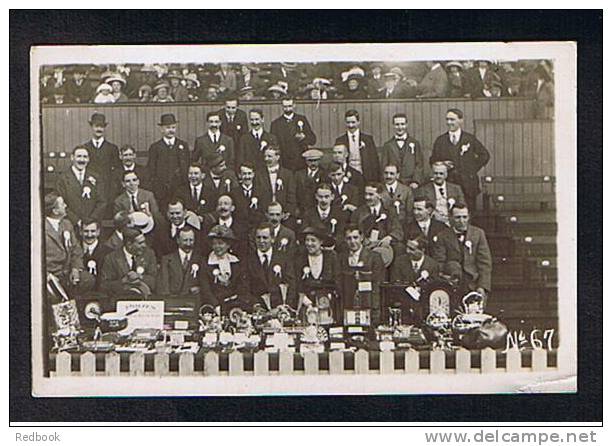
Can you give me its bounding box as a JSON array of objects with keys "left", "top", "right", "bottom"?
[
  {"left": 381, "top": 182, "right": 415, "bottom": 225},
  {"left": 334, "top": 132, "right": 380, "bottom": 182},
  {"left": 329, "top": 181, "right": 361, "bottom": 210},
  {"left": 55, "top": 168, "right": 107, "bottom": 226},
  {"left": 431, "top": 225, "right": 492, "bottom": 292},
  {"left": 403, "top": 218, "right": 448, "bottom": 256},
  {"left": 103, "top": 231, "right": 124, "bottom": 251},
  {"left": 152, "top": 220, "right": 202, "bottom": 258},
  {"left": 417, "top": 65, "right": 449, "bottom": 98},
  {"left": 201, "top": 213, "right": 250, "bottom": 257},
  {"left": 379, "top": 135, "right": 425, "bottom": 186},
  {"left": 146, "top": 137, "right": 191, "bottom": 205},
  {"left": 108, "top": 164, "right": 148, "bottom": 203},
  {"left": 200, "top": 170, "right": 241, "bottom": 215},
  {"left": 294, "top": 167, "right": 327, "bottom": 216},
  {"left": 82, "top": 242, "right": 113, "bottom": 290},
  {"left": 193, "top": 133, "right": 236, "bottom": 170},
  {"left": 377, "top": 83, "right": 417, "bottom": 99},
  {"left": 246, "top": 249, "right": 297, "bottom": 308},
  {"left": 113, "top": 188, "right": 161, "bottom": 223},
  {"left": 350, "top": 204, "right": 404, "bottom": 244},
  {"left": 198, "top": 254, "right": 250, "bottom": 309},
  {"left": 416, "top": 181, "right": 466, "bottom": 224},
  {"left": 66, "top": 79, "right": 94, "bottom": 104},
  {"left": 100, "top": 246, "right": 158, "bottom": 296},
  {"left": 232, "top": 182, "right": 266, "bottom": 229},
  {"left": 218, "top": 108, "right": 249, "bottom": 147},
  {"left": 256, "top": 167, "right": 297, "bottom": 217},
  {"left": 270, "top": 113, "right": 317, "bottom": 171},
  {"left": 337, "top": 247, "right": 385, "bottom": 315},
  {"left": 173, "top": 182, "right": 209, "bottom": 218},
  {"left": 300, "top": 205, "right": 349, "bottom": 247},
  {"left": 80, "top": 139, "right": 121, "bottom": 200},
  {"left": 294, "top": 249, "right": 340, "bottom": 296},
  {"left": 430, "top": 130, "right": 490, "bottom": 197},
  {"left": 45, "top": 218, "right": 83, "bottom": 276},
  {"left": 237, "top": 131, "right": 278, "bottom": 172},
  {"left": 389, "top": 253, "right": 440, "bottom": 283},
  {"left": 158, "top": 250, "right": 203, "bottom": 297}
]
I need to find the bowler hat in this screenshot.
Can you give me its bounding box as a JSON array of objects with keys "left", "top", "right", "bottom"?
[
  {"left": 158, "top": 113, "right": 178, "bottom": 126},
  {"left": 205, "top": 153, "right": 225, "bottom": 169},
  {"left": 88, "top": 113, "right": 108, "bottom": 127}
]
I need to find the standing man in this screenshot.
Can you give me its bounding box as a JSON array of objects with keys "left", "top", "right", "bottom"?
[
  {"left": 147, "top": 113, "right": 191, "bottom": 211},
  {"left": 334, "top": 110, "right": 380, "bottom": 182},
  {"left": 193, "top": 111, "right": 235, "bottom": 170},
  {"left": 270, "top": 97, "right": 317, "bottom": 171},
  {"left": 294, "top": 149, "right": 327, "bottom": 217},
  {"left": 80, "top": 113, "right": 120, "bottom": 205},
  {"left": 237, "top": 108, "right": 278, "bottom": 172},
  {"left": 55, "top": 146, "right": 107, "bottom": 228},
  {"left": 257, "top": 145, "right": 297, "bottom": 222},
  {"left": 431, "top": 204, "right": 492, "bottom": 298},
  {"left": 379, "top": 113, "right": 424, "bottom": 188},
  {"left": 201, "top": 154, "right": 240, "bottom": 214},
  {"left": 430, "top": 108, "right": 490, "bottom": 212},
  {"left": 109, "top": 145, "right": 148, "bottom": 203},
  {"left": 416, "top": 162, "right": 465, "bottom": 226},
  {"left": 218, "top": 96, "right": 249, "bottom": 148},
  {"left": 234, "top": 161, "right": 265, "bottom": 229}
]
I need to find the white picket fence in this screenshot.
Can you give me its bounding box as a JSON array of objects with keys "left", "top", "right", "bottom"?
[{"left": 50, "top": 348, "right": 554, "bottom": 377}]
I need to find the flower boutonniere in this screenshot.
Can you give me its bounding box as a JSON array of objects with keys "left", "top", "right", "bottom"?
[
  {"left": 260, "top": 140, "right": 268, "bottom": 151},
  {"left": 82, "top": 185, "right": 92, "bottom": 199},
  {"left": 87, "top": 259, "right": 97, "bottom": 275},
  {"left": 279, "top": 238, "right": 288, "bottom": 250},
  {"left": 272, "top": 264, "right": 282, "bottom": 278},
  {"left": 218, "top": 144, "right": 226, "bottom": 153},
  {"left": 178, "top": 144, "right": 184, "bottom": 150},
  {"left": 250, "top": 196, "right": 258, "bottom": 209},
  {"left": 63, "top": 230, "right": 71, "bottom": 248},
  {"left": 212, "top": 268, "right": 220, "bottom": 283},
  {"left": 330, "top": 218, "right": 337, "bottom": 234},
  {"left": 375, "top": 213, "right": 387, "bottom": 223},
  {"left": 341, "top": 194, "right": 348, "bottom": 204},
  {"left": 302, "top": 266, "right": 311, "bottom": 279},
  {"left": 297, "top": 120, "right": 304, "bottom": 131},
  {"left": 408, "top": 142, "right": 415, "bottom": 155},
  {"left": 225, "top": 178, "right": 232, "bottom": 192},
  {"left": 394, "top": 200, "right": 401, "bottom": 215},
  {"left": 464, "top": 240, "right": 473, "bottom": 254},
  {"left": 191, "top": 263, "right": 199, "bottom": 278},
  {"left": 359, "top": 141, "right": 365, "bottom": 149},
  {"left": 447, "top": 198, "right": 456, "bottom": 209},
  {"left": 200, "top": 198, "right": 206, "bottom": 206},
  {"left": 276, "top": 178, "right": 283, "bottom": 190},
  {"left": 136, "top": 266, "right": 145, "bottom": 275},
  {"left": 460, "top": 143, "right": 470, "bottom": 156},
  {"left": 236, "top": 124, "right": 241, "bottom": 131}
]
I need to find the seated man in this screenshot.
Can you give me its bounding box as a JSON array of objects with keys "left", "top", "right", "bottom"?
[
  {"left": 416, "top": 161, "right": 465, "bottom": 226},
  {"left": 233, "top": 161, "right": 266, "bottom": 229},
  {"left": 246, "top": 222, "right": 297, "bottom": 310},
  {"left": 202, "top": 154, "right": 240, "bottom": 211},
  {"left": 113, "top": 171, "right": 161, "bottom": 224},
  {"left": 337, "top": 225, "right": 385, "bottom": 324},
  {"left": 431, "top": 204, "right": 492, "bottom": 298},
  {"left": 103, "top": 210, "right": 131, "bottom": 251},
  {"left": 328, "top": 143, "right": 365, "bottom": 195},
  {"left": 256, "top": 145, "right": 297, "bottom": 225},
  {"left": 350, "top": 182, "right": 404, "bottom": 263},
  {"left": 380, "top": 163, "right": 414, "bottom": 225},
  {"left": 158, "top": 227, "right": 203, "bottom": 298},
  {"left": 388, "top": 236, "right": 440, "bottom": 324},
  {"left": 404, "top": 197, "right": 448, "bottom": 256},
  {"left": 252, "top": 201, "right": 296, "bottom": 254},
  {"left": 173, "top": 162, "right": 211, "bottom": 221},
  {"left": 327, "top": 161, "right": 361, "bottom": 212},
  {"left": 202, "top": 194, "right": 249, "bottom": 257},
  {"left": 300, "top": 183, "right": 348, "bottom": 248},
  {"left": 109, "top": 144, "right": 148, "bottom": 203},
  {"left": 44, "top": 191, "right": 94, "bottom": 297},
  {"left": 100, "top": 228, "right": 158, "bottom": 298},
  {"left": 80, "top": 219, "right": 113, "bottom": 291},
  {"left": 152, "top": 199, "right": 201, "bottom": 258}
]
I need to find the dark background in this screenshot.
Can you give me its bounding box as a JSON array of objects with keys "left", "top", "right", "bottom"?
[{"left": 10, "top": 10, "right": 602, "bottom": 423}]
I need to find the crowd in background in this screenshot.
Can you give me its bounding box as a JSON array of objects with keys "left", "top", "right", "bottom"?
[{"left": 40, "top": 60, "right": 554, "bottom": 111}]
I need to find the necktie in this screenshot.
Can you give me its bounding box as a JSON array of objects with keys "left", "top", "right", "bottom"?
[
  {"left": 191, "top": 186, "right": 197, "bottom": 202},
  {"left": 182, "top": 253, "right": 189, "bottom": 269},
  {"left": 213, "top": 133, "right": 218, "bottom": 144},
  {"left": 371, "top": 208, "right": 377, "bottom": 216},
  {"left": 131, "top": 194, "right": 138, "bottom": 211},
  {"left": 412, "top": 262, "right": 419, "bottom": 272},
  {"left": 438, "top": 187, "right": 445, "bottom": 197},
  {"left": 254, "top": 132, "right": 260, "bottom": 141},
  {"left": 351, "top": 134, "right": 356, "bottom": 143},
  {"left": 388, "top": 186, "right": 395, "bottom": 195},
  {"left": 261, "top": 253, "right": 269, "bottom": 269},
  {"left": 130, "top": 255, "right": 137, "bottom": 271},
  {"left": 245, "top": 188, "right": 251, "bottom": 198},
  {"left": 450, "top": 133, "right": 457, "bottom": 145},
  {"left": 229, "top": 115, "right": 234, "bottom": 123}
]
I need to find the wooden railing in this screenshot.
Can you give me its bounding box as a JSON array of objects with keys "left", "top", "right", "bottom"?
[{"left": 50, "top": 348, "right": 556, "bottom": 377}]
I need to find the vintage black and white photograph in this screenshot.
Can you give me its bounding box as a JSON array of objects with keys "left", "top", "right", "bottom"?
[{"left": 30, "top": 42, "right": 576, "bottom": 396}]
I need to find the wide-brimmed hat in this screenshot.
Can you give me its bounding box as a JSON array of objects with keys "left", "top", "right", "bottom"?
[
  {"left": 95, "top": 83, "right": 113, "bottom": 94},
  {"left": 300, "top": 225, "right": 333, "bottom": 246},
  {"left": 239, "top": 85, "right": 255, "bottom": 95},
  {"left": 105, "top": 74, "right": 126, "bottom": 85},
  {"left": 184, "top": 72, "right": 200, "bottom": 87},
  {"left": 153, "top": 82, "right": 170, "bottom": 92},
  {"left": 445, "top": 61, "right": 464, "bottom": 70},
  {"left": 208, "top": 224, "right": 237, "bottom": 241},
  {"left": 267, "top": 84, "right": 287, "bottom": 95},
  {"left": 158, "top": 113, "right": 178, "bottom": 126},
  {"left": 130, "top": 211, "right": 155, "bottom": 234},
  {"left": 88, "top": 112, "right": 108, "bottom": 127},
  {"left": 167, "top": 70, "right": 183, "bottom": 80}
]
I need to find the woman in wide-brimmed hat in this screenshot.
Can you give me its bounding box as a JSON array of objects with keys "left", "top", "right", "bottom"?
[
  {"left": 92, "top": 82, "right": 116, "bottom": 104},
  {"left": 294, "top": 226, "right": 341, "bottom": 320},
  {"left": 199, "top": 225, "right": 250, "bottom": 313},
  {"left": 151, "top": 82, "right": 174, "bottom": 103},
  {"left": 445, "top": 61, "right": 466, "bottom": 98},
  {"left": 105, "top": 73, "right": 129, "bottom": 103}
]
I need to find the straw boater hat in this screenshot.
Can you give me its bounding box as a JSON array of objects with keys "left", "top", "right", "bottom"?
[
  {"left": 130, "top": 211, "right": 155, "bottom": 234},
  {"left": 184, "top": 72, "right": 200, "bottom": 87},
  {"left": 268, "top": 84, "right": 287, "bottom": 95},
  {"left": 445, "top": 61, "right": 464, "bottom": 71}
]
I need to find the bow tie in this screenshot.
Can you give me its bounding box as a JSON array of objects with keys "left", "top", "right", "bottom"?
[{"left": 211, "top": 176, "right": 222, "bottom": 181}]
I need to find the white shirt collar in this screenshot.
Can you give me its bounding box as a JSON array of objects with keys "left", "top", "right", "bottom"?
[
  {"left": 370, "top": 202, "right": 382, "bottom": 215},
  {"left": 71, "top": 165, "right": 85, "bottom": 179},
  {"left": 347, "top": 129, "right": 360, "bottom": 139},
  {"left": 257, "top": 247, "right": 273, "bottom": 261},
  {"left": 219, "top": 215, "right": 233, "bottom": 227},
  {"left": 92, "top": 136, "right": 105, "bottom": 146},
  {"left": 449, "top": 128, "right": 462, "bottom": 140},
  {"left": 163, "top": 136, "right": 176, "bottom": 146},
  {"left": 387, "top": 181, "right": 398, "bottom": 192},
  {"left": 317, "top": 206, "right": 330, "bottom": 218},
  {"left": 178, "top": 248, "right": 191, "bottom": 263},
  {"left": 208, "top": 130, "right": 220, "bottom": 139},
  {"left": 412, "top": 255, "right": 425, "bottom": 270},
  {"left": 46, "top": 216, "right": 61, "bottom": 232},
  {"left": 252, "top": 128, "right": 263, "bottom": 138},
  {"left": 83, "top": 239, "right": 99, "bottom": 254},
  {"left": 284, "top": 113, "right": 295, "bottom": 120},
  {"left": 123, "top": 247, "right": 135, "bottom": 265},
  {"left": 273, "top": 225, "right": 280, "bottom": 238}
]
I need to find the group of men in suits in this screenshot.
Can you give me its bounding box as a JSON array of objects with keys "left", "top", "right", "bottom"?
[{"left": 44, "top": 104, "right": 492, "bottom": 325}]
